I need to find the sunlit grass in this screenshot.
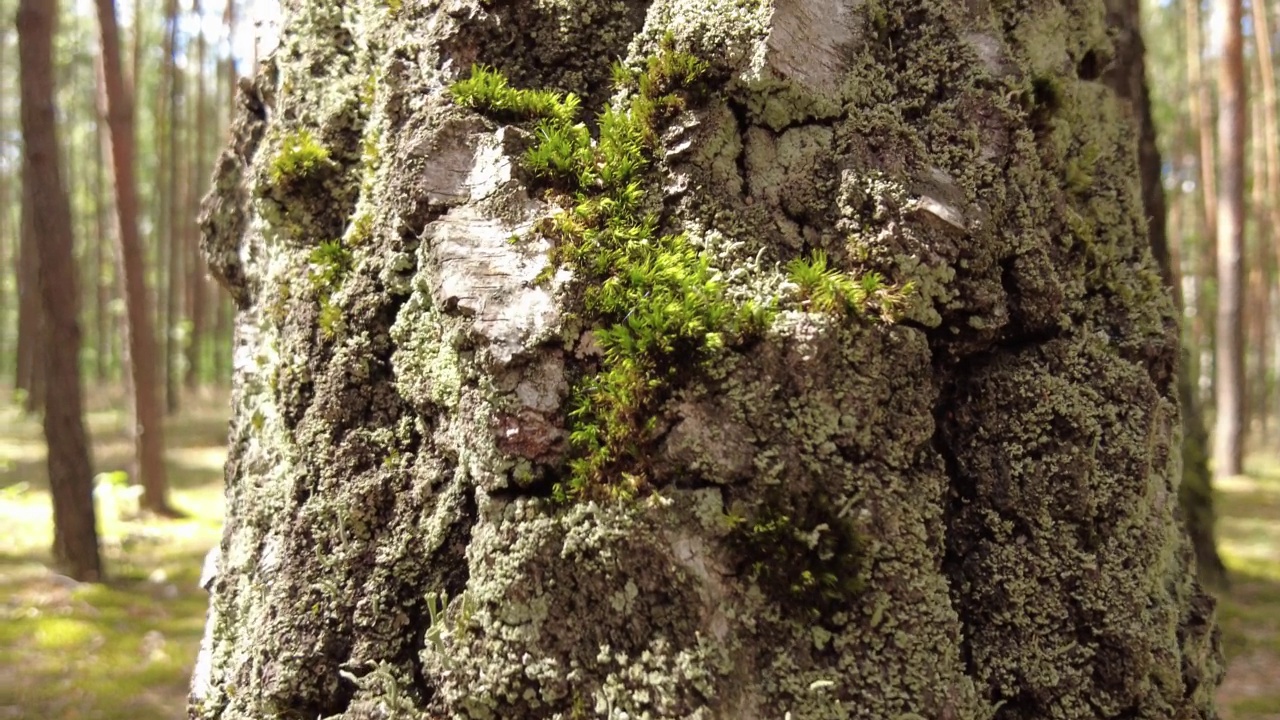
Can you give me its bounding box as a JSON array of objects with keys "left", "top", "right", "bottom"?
[
  {"left": 0, "top": 390, "right": 227, "bottom": 720},
  {"left": 1214, "top": 454, "right": 1280, "bottom": 718}
]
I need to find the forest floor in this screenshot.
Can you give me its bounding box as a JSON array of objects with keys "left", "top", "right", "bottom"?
[
  {"left": 0, "top": 391, "right": 1278, "bottom": 719},
  {"left": 0, "top": 389, "right": 227, "bottom": 720}
]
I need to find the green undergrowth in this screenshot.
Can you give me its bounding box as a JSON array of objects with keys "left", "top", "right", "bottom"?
[
  {"left": 1215, "top": 456, "right": 1280, "bottom": 718},
  {"left": 450, "top": 37, "right": 910, "bottom": 502},
  {"left": 0, "top": 392, "right": 227, "bottom": 720}
]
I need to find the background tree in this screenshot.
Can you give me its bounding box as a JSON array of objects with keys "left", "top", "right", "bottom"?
[
  {"left": 94, "top": 0, "right": 175, "bottom": 515},
  {"left": 191, "top": 1, "right": 1221, "bottom": 717},
  {"left": 17, "top": 0, "right": 102, "bottom": 582},
  {"left": 1211, "top": 0, "right": 1246, "bottom": 481}
]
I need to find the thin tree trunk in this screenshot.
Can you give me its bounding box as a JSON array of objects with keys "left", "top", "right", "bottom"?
[
  {"left": 94, "top": 0, "right": 178, "bottom": 516},
  {"left": 1254, "top": 0, "right": 1280, "bottom": 439},
  {"left": 15, "top": 184, "right": 44, "bottom": 413},
  {"left": 1248, "top": 70, "right": 1270, "bottom": 439},
  {"left": 162, "top": 0, "right": 181, "bottom": 413},
  {"left": 1212, "top": 0, "right": 1247, "bottom": 479},
  {"left": 0, "top": 21, "right": 10, "bottom": 384},
  {"left": 186, "top": 0, "right": 207, "bottom": 391},
  {"left": 17, "top": 0, "right": 102, "bottom": 583},
  {"left": 1187, "top": 0, "right": 1218, "bottom": 407},
  {"left": 93, "top": 71, "right": 111, "bottom": 383}
]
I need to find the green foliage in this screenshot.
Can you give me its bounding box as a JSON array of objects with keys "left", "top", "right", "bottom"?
[
  {"left": 270, "top": 128, "right": 331, "bottom": 186},
  {"left": 455, "top": 46, "right": 743, "bottom": 502}
]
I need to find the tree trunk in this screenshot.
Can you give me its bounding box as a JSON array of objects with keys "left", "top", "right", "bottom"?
[
  {"left": 94, "top": 0, "right": 176, "bottom": 516},
  {"left": 15, "top": 176, "right": 44, "bottom": 413},
  {"left": 1212, "top": 0, "right": 1246, "bottom": 479},
  {"left": 0, "top": 19, "right": 9, "bottom": 386},
  {"left": 192, "top": 3, "right": 1223, "bottom": 718},
  {"left": 161, "top": 0, "right": 182, "bottom": 414},
  {"left": 1108, "top": 0, "right": 1229, "bottom": 590},
  {"left": 1248, "top": 76, "right": 1269, "bottom": 439},
  {"left": 186, "top": 0, "right": 208, "bottom": 391},
  {"left": 1254, "top": 0, "right": 1280, "bottom": 437},
  {"left": 17, "top": 0, "right": 102, "bottom": 583},
  {"left": 1186, "top": 0, "right": 1218, "bottom": 409},
  {"left": 93, "top": 68, "right": 112, "bottom": 384}
]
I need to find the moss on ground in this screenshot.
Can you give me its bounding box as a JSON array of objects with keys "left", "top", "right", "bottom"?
[
  {"left": 1214, "top": 457, "right": 1280, "bottom": 719},
  {"left": 0, "top": 393, "right": 226, "bottom": 720}
]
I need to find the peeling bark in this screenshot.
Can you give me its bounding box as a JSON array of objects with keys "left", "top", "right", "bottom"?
[{"left": 193, "top": 1, "right": 1223, "bottom": 718}]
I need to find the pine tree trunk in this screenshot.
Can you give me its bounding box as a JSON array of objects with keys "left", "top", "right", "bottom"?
[
  {"left": 1253, "top": 0, "right": 1280, "bottom": 435},
  {"left": 17, "top": 0, "right": 102, "bottom": 583},
  {"left": 0, "top": 20, "right": 11, "bottom": 384},
  {"left": 1212, "top": 0, "right": 1246, "bottom": 479},
  {"left": 93, "top": 73, "right": 112, "bottom": 384},
  {"left": 162, "top": 0, "right": 182, "bottom": 414},
  {"left": 94, "top": 0, "right": 176, "bottom": 516},
  {"left": 193, "top": 2, "right": 1223, "bottom": 718},
  {"left": 16, "top": 178, "right": 44, "bottom": 413},
  {"left": 186, "top": 0, "right": 208, "bottom": 391},
  {"left": 1186, "top": 0, "right": 1217, "bottom": 407}
]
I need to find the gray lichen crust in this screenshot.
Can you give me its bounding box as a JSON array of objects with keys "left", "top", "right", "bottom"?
[{"left": 193, "top": 0, "right": 1222, "bottom": 718}]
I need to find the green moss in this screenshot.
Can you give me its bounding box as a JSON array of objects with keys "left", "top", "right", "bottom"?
[
  {"left": 452, "top": 47, "right": 751, "bottom": 502},
  {"left": 307, "top": 240, "right": 353, "bottom": 340},
  {"left": 269, "top": 129, "right": 332, "bottom": 187},
  {"left": 726, "top": 504, "right": 867, "bottom": 614},
  {"left": 452, "top": 43, "right": 908, "bottom": 503},
  {"left": 449, "top": 65, "right": 583, "bottom": 124},
  {"left": 787, "top": 249, "right": 913, "bottom": 319}
]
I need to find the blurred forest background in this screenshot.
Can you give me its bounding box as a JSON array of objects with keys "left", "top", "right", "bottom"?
[{"left": 0, "top": 0, "right": 1278, "bottom": 717}]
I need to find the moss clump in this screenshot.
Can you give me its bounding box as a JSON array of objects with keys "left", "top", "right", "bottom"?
[
  {"left": 726, "top": 502, "right": 867, "bottom": 615},
  {"left": 787, "top": 250, "right": 912, "bottom": 319},
  {"left": 452, "top": 44, "right": 754, "bottom": 502},
  {"left": 449, "top": 67, "right": 582, "bottom": 124},
  {"left": 308, "top": 240, "right": 353, "bottom": 339},
  {"left": 270, "top": 129, "right": 332, "bottom": 187},
  {"left": 450, "top": 38, "right": 906, "bottom": 502}
]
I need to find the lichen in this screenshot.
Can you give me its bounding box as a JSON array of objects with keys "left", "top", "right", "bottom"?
[{"left": 194, "top": 0, "right": 1221, "bottom": 717}]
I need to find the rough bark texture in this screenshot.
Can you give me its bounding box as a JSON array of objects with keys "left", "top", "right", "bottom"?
[
  {"left": 194, "top": 1, "right": 1223, "bottom": 719},
  {"left": 1106, "top": 0, "right": 1227, "bottom": 589},
  {"left": 18, "top": 0, "right": 103, "bottom": 583}
]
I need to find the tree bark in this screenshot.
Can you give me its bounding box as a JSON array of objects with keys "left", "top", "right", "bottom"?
[
  {"left": 186, "top": 0, "right": 208, "bottom": 391},
  {"left": 17, "top": 0, "right": 103, "bottom": 583},
  {"left": 15, "top": 173, "right": 44, "bottom": 413},
  {"left": 0, "top": 19, "right": 9, "bottom": 385},
  {"left": 1211, "top": 0, "right": 1246, "bottom": 479},
  {"left": 193, "top": 2, "right": 1223, "bottom": 718},
  {"left": 93, "top": 64, "right": 112, "bottom": 384},
  {"left": 1107, "top": 0, "right": 1229, "bottom": 590},
  {"left": 1253, "top": 0, "right": 1280, "bottom": 433},
  {"left": 94, "top": 0, "right": 176, "bottom": 516},
  {"left": 161, "top": 0, "right": 182, "bottom": 414},
  {"left": 1186, "top": 0, "right": 1218, "bottom": 408}
]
